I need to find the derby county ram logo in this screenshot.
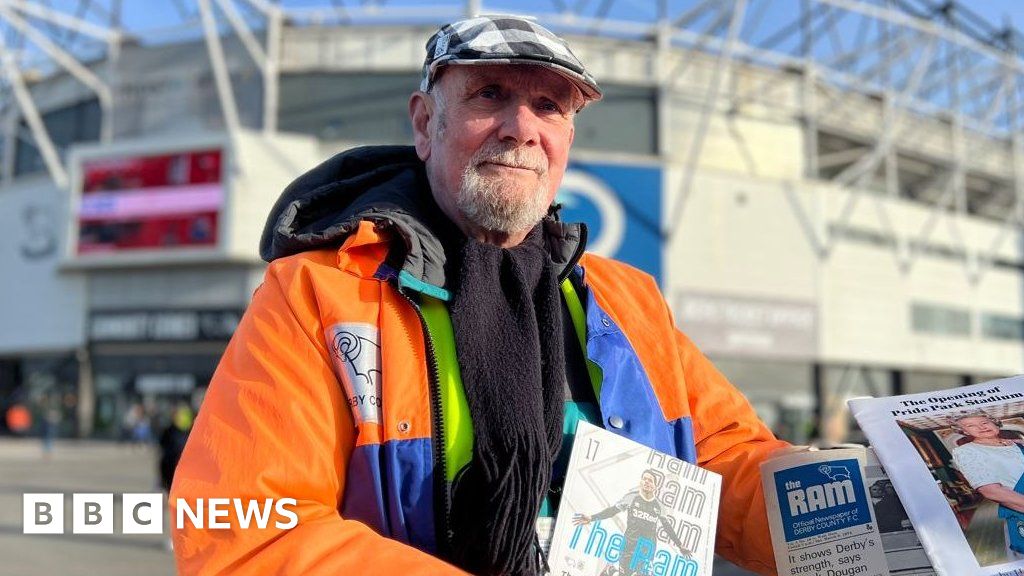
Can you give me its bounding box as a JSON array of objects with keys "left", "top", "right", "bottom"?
[
  {"left": 818, "top": 464, "right": 852, "bottom": 482},
  {"left": 326, "top": 323, "right": 382, "bottom": 425}
]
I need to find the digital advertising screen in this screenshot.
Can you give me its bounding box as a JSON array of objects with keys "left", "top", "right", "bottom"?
[{"left": 74, "top": 149, "right": 224, "bottom": 255}]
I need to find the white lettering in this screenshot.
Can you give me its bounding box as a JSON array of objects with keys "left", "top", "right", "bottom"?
[
  {"left": 208, "top": 498, "right": 231, "bottom": 529},
  {"left": 787, "top": 480, "right": 857, "bottom": 516},
  {"left": 275, "top": 498, "right": 298, "bottom": 529},
  {"left": 177, "top": 498, "right": 203, "bottom": 529},
  {"left": 234, "top": 499, "right": 274, "bottom": 529}
]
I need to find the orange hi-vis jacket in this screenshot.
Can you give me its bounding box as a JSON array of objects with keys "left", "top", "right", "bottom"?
[{"left": 170, "top": 146, "right": 788, "bottom": 575}]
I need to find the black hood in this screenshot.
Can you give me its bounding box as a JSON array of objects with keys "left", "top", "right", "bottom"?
[{"left": 259, "top": 145, "right": 586, "bottom": 293}]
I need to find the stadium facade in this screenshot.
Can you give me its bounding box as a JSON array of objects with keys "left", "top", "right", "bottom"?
[{"left": 1, "top": 0, "right": 1022, "bottom": 442}]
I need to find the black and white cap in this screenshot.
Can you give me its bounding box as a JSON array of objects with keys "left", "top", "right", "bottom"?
[{"left": 421, "top": 15, "right": 603, "bottom": 106}]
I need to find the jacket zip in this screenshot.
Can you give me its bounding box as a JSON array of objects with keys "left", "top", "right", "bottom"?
[
  {"left": 396, "top": 285, "right": 453, "bottom": 557},
  {"left": 558, "top": 224, "right": 588, "bottom": 283},
  {"left": 384, "top": 221, "right": 587, "bottom": 561}
]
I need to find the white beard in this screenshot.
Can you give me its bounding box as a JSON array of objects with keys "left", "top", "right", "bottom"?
[{"left": 455, "top": 144, "right": 551, "bottom": 234}]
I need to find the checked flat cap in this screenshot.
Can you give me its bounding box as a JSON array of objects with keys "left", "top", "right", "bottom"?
[{"left": 421, "top": 15, "right": 603, "bottom": 105}]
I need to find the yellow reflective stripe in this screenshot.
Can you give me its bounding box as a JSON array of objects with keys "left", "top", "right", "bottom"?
[
  {"left": 560, "top": 277, "right": 603, "bottom": 401},
  {"left": 420, "top": 294, "right": 473, "bottom": 482},
  {"left": 420, "top": 278, "right": 603, "bottom": 483}
]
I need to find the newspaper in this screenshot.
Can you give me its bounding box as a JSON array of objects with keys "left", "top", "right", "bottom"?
[
  {"left": 761, "top": 446, "right": 890, "bottom": 576},
  {"left": 849, "top": 376, "right": 1024, "bottom": 575},
  {"left": 547, "top": 421, "right": 722, "bottom": 576},
  {"left": 864, "top": 448, "right": 936, "bottom": 576}
]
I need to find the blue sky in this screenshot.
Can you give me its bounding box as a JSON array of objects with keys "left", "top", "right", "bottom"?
[
  {"left": 968, "top": 1, "right": 1024, "bottom": 30},
  {"left": 22, "top": 1, "right": 1024, "bottom": 57},
  {"left": 73, "top": 1, "right": 1024, "bottom": 34}
]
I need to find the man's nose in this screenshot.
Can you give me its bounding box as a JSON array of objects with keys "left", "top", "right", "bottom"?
[{"left": 497, "top": 102, "right": 540, "bottom": 146}]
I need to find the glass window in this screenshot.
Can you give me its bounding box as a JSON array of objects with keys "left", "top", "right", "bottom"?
[
  {"left": 981, "top": 313, "right": 1024, "bottom": 341},
  {"left": 574, "top": 84, "right": 656, "bottom": 154},
  {"left": 91, "top": 352, "right": 222, "bottom": 438},
  {"left": 278, "top": 73, "right": 418, "bottom": 144},
  {"left": 707, "top": 357, "right": 814, "bottom": 443},
  {"left": 17, "top": 355, "right": 80, "bottom": 438},
  {"left": 14, "top": 98, "right": 101, "bottom": 177},
  {"left": 910, "top": 303, "right": 971, "bottom": 337},
  {"left": 904, "top": 371, "right": 963, "bottom": 394},
  {"left": 278, "top": 75, "right": 657, "bottom": 155}
]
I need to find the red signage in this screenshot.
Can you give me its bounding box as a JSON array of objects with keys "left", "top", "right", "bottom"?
[{"left": 76, "top": 149, "right": 223, "bottom": 254}]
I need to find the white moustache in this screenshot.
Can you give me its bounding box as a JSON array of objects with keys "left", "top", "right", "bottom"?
[{"left": 474, "top": 147, "right": 546, "bottom": 175}]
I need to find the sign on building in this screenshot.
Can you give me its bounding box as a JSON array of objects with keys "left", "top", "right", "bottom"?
[
  {"left": 90, "top": 310, "right": 243, "bottom": 343},
  {"left": 557, "top": 161, "right": 662, "bottom": 282},
  {"left": 75, "top": 149, "right": 224, "bottom": 254},
  {"left": 673, "top": 292, "right": 817, "bottom": 360}
]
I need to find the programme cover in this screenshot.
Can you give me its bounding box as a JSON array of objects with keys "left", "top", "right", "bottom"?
[
  {"left": 761, "top": 447, "right": 890, "bottom": 576},
  {"left": 547, "top": 421, "right": 721, "bottom": 576},
  {"left": 849, "top": 376, "right": 1024, "bottom": 575}
]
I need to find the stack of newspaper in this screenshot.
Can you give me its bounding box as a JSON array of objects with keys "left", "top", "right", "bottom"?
[
  {"left": 850, "top": 375, "right": 1024, "bottom": 575},
  {"left": 547, "top": 377, "right": 1024, "bottom": 575},
  {"left": 760, "top": 445, "right": 934, "bottom": 576}
]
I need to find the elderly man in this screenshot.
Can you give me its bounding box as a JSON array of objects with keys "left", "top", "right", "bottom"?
[{"left": 171, "top": 15, "right": 786, "bottom": 576}]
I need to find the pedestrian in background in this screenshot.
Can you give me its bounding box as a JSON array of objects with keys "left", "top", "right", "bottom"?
[
  {"left": 159, "top": 403, "right": 194, "bottom": 551},
  {"left": 41, "top": 394, "right": 61, "bottom": 458},
  {"left": 159, "top": 403, "right": 193, "bottom": 493},
  {"left": 121, "top": 401, "right": 141, "bottom": 444},
  {"left": 131, "top": 404, "right": 152, "bottom": 446}
]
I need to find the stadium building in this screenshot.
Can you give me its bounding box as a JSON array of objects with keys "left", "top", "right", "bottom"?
[{"left": 1, "top": 0, "right": 1022, "bottom": 443}]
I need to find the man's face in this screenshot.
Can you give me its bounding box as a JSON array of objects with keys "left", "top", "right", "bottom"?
[
  {"left": 412, "top": 64, "right": 578, "bottom": 236},
  {"left": 957, "top": 416, "right": 1000, "bottom": 439},
  {"left": 869, "top": 481, "right": 884, "bottom": 499},
  {"left": 640, "top": 472, "right": 658, "bottom": 499}
]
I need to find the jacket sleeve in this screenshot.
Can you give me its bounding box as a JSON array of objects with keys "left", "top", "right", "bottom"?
[
  {"left": 170, "top": 261, "right": 466, "bottom": 575},
  {"left": 676, "top": 328, "right": 789, "bottom": 575}
]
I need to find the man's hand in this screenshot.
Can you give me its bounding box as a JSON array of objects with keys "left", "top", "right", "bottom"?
[{"left": 572, "top": 513, "right": 592, "bottom": 526}]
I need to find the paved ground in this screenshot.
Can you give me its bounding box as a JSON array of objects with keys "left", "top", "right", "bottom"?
[
  {"left": 0, "top": 437, "right": 757, "bottom": 576},
  {"left": 0, "top": 438, "right": 176, "bottom": 576}
]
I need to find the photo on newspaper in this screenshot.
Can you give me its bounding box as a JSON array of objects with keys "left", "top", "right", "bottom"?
[
  {"left": 850, "top": 376, "right": 1024, "bottom": 576},
  {"left": 864, "top": 448, "right": 936, "bottom": 576},
  {"left": 546, "top": 421, "right": 722, "bottom": 576}
]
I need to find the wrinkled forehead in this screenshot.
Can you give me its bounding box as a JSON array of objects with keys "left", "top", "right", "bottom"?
[{"left": 441, "top": 64, "right": 580, "bottom": 100}]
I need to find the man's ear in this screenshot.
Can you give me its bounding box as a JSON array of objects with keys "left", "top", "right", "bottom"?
[{"left": 409, "top": 91, "right": 432, "bottom": 161}]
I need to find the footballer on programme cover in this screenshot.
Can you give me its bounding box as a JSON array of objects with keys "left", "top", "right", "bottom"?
[{"left": 547, "top": 422, "right": 721, "bottom": 576}]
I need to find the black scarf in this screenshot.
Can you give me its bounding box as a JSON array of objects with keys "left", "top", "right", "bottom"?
[{"left": 446, "top": 225, "right": 566, "bottom": 576}]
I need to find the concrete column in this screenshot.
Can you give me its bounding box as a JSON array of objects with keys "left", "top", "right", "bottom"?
[{"left": 76, "top": 347, "right": 94, "bottom": 438}]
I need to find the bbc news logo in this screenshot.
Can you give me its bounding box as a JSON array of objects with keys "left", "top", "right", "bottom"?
[
  {"left": 23, "top": 494, "right": 298, "bottom": 534},
  {"left": 24, "top": 494, "right": 160, "bottom": 534}
]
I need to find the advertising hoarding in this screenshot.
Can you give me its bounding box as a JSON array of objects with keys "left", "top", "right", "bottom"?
[
  {"left": 76, "top": 149, "right": 223, "bottom": 254},
  {"left": 65, "top": 137, "right": 234, "bottom": 267}
]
